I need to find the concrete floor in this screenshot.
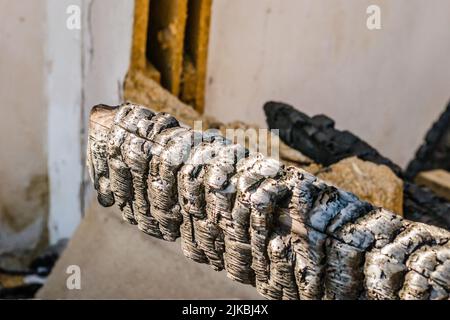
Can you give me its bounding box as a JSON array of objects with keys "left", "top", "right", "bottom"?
[{"left": 36, "top": 200, "right": 262, "bottom": 299}]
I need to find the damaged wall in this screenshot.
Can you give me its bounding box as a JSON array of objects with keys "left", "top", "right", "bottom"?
[
  {"left": 205, "top": 0, "right": 450, "bottom": 167},
  {"left": 0, "top": 1, "right": 49, "bottom": 266}
]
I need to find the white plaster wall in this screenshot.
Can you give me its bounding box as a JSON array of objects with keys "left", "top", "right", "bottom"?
[
  {"left": 0, "top": 1, "right": 48, "bottom": 260},
  {"left": 46, "top": 0, "right": 134, "bottom": 243},
  {"left": 205, "top": 0, "right": 450, "bottom": 167}
]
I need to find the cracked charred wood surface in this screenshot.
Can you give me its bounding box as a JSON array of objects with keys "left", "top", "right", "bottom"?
[{"left": 87, "top": 103, "right": 450, "bottom": 300}]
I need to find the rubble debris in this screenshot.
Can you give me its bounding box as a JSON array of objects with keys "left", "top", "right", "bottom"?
[
  {"left": 87, "top": 103, "right": 450, "bottom": 300},
  {"left": 404, "top": 182, "right": 450, "bottom": 230},
  {"left": 264, "top": 101, "right": 450, "bottom": 229},
  {"left": 0, "top": 239, "right": 67, "bottom": 299}
]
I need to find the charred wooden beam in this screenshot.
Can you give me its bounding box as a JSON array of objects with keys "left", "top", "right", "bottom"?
[
  {"left": 180, "top": 0, "right": 212, "bottom": 113},
  {"left": 146, "top": 0, "right": 189, "bottom": 96},
  {"left": 264, "top": 101, "right": 450, "bottom": 230},
  {"left": 88, "top": 103, "right": 450, "bottom": 300}
]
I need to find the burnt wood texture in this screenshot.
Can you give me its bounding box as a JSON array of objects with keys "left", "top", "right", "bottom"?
[
  {"left": 88, "top": 103, "right": 450, "bottom": 300},
  {"left": 264, "top": 101, "right": 450, "bottom": 230}
]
